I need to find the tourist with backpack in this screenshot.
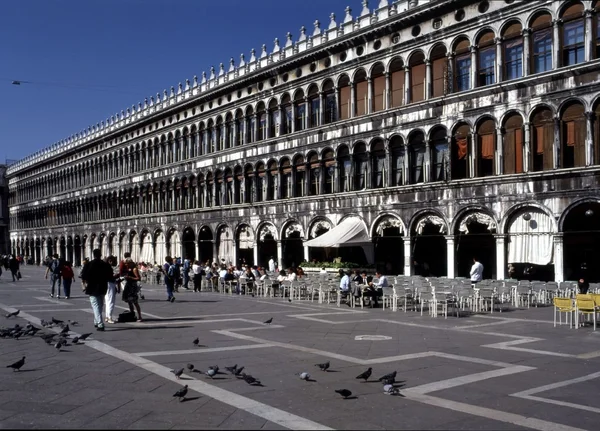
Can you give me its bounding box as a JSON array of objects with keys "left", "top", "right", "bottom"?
[
  {"left": 44, "top": 254, "right": 63, "bottom": 298},
  {"left": 60, "top": 261, "right": 75, "bottom": 299}
]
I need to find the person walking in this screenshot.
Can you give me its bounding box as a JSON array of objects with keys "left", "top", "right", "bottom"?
[
  {"left": 80, "top": 249, "right": 113, "bottom": 331},
  {"left": 192, "top": 260, "right": 203, "bottom": 292},
  {"left": 122, "top": 260, "right": 143, "bottom": 322},
  {"left": 163, "top": 256, "right": 176, "bottom": 302},
  {"left": 60, "top": 261, "right": 75, "bottom": 299},
  {"left": 470, "top": 257, "right": 484, "bottom": 285},
  {"left": 105, "top": 256, "right": 118, "bottom": 324},
  {"left": 9, "top": 255, "right": 20, "bottom": 282},
  {"left": 45, "top": 254, "right": 63, "bottom": 298},
  {"left": 183, "top": 257, "right": 191, "bottom": 290}
]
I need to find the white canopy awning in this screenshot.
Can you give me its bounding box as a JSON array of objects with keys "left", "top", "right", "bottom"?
[{"left": 305, "top": 217, "right": 370, "bottom": 248}]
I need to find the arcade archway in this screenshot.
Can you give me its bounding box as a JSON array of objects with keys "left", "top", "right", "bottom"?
[
  {"left": 373, "top": 215, "right": 405, "bottom": 274},
  {"left": 411, "top": 214, "right": 447, "bottom": 277},
  {"left": 455, "top": 211, "right": 496, "bottom": 279}
]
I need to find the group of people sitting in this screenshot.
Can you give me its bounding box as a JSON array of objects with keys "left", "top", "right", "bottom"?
[{"left": 339, "top": 269, "right": 389, "bottom": 308}]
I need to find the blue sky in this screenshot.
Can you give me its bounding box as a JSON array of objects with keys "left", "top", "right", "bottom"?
[{"left": 0, "top": 0, "right": 362, "bottom": 163}]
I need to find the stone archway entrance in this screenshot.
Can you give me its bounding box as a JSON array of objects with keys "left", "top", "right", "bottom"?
[
  {"left": 373, "top": 215, "right": 405, "bottom": 274},
  {"left": 563, "top": 201, "right": 600, "bottom": 282},
  {"left": 236, "top": 225, "right": 255, "bottom": 266},
  {"left": 198, "top": 226, "right": 214, "bottom": 264},
  {"left": 455, "top": 212, "right": 496, "bottom": 279},
  {"left": 182, "top": 227, "right": 196, "bottom": 260},
  {"left": 257, "top": 224, "right": 277, "bottom": 268},
  {"left": 282, "top": 222, "right": 304, "bottom": 268},
  {"left": 307, "top": 220, "right": 332, "bottom": 263},
  {"left": 412, "top": 215, "right": 447, "bottom": 277}
]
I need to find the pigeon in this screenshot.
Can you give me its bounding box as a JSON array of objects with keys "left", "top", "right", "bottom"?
[
  {"left": 378, "top": 371, "right": 397, "bottom": 383},
  {"left": 173, "top": 385, "right": 188, "bottom": 402},
  {"left": 209, "top": 365, "right": 219, "bottom": 373},
  {"left": 68, "top": 320, "right": 79, "bottom": 326},
  {"left": 51, "top": 317, "right": 64, "bottom": 325},
  {"left": 55, "top": 341, "right": 63, "bottom": 350},
  {"left": 72, "top": 336, "right": 80, "bottom": 344},
  {"left": 297, "top": 372, "right": 311, "bottom": 381},
  {"left": 5, "top": 310, "right": 20, "bottom": 318},
  {"left": 59, "top": 325, "right": 70, "bottom": 335},
  {"left": 225, "top": 364, "right": 237, "bottom": 374},
  {"left": 192, "top": 337, "right": 199, "bottom": 346},
  {"left": 383, "top": 384, "right": 401, "bottom": 395},
  {"left": 234, "top": 366, "right": 245, "bottom": 377},
  {"left": 205, "top": 368, "right": 216, "bottom": 379},
  {"left": 187, "top": 363, "right": 194, "bottom": 371},
  {"left": 40, "top": 333, "right": 57, "bottom": 342},
  {"left": 356, "top": 367, "right": 372, "bottom": 382},
  {"left": 78, "top": 333, "right": 92, "bottom": 341},
  {"left": 171, "top": 368, "right": 184, "bottom": 379},
  {"left": 263, "top": 317, "right": 273, "bottom": 325},
  {"left": 335, "top": 389, "right": 352, "bottom": 399},
  {"left": 315, "top": 361, "right": 330, "bottom": 371},
  {"left": 242, "top": 374, "right": 261, "bottom": 385},
  {"left": 6, "top": 356, "right": 25, "bottom": 371}
]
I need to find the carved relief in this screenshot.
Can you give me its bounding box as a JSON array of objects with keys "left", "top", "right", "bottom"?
[
  {"left": 258, "top": 223, "right": 277, "bottom": 241},
  {"left": 375, "top": 215, "right": 404, "bottom": 236},
  {"left": 309, "top": 220, "right": 332, "bottom": 239},
  {"left": 458, "top": 213, "right": 497, "bottom": 234},
  {"left": 415, "top": 215, "right": 447, "bottom": 235}
]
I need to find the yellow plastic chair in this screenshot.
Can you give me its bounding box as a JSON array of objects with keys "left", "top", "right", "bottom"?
[
  {"left": 575, "top": 296, "right": 597, "bottom": 330},
  {"left": 553, "top": 297, "right": 574, "bottom": 328}
]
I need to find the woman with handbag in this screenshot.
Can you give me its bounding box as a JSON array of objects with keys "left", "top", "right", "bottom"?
[{"left": 122, "top": 260, "right": 143, "bottom": 322}]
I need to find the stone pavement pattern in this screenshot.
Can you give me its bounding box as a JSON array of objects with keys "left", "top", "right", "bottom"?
[{"left": 1, "top": 267, "right": 600, "bottom": 430}]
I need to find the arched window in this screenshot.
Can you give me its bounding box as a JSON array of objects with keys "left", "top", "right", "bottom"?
[
  {"left": 308, "top": 152, "right": 320, "bottom": 195},
  {"left": 503, "top": 113, "right": 524, "bottom": 174},
  {"left": 389, "top": 58, "right": 405, "bottom": 107},
  {"left": 390, "top": 136, "right": 405, "bottom": 186},
  {"left": 337, "top": 145, "right": 351, "bottom": 192},
  {"left": 372, "top": 63, "right": 386, "bottom": 111},
  {"left": 371, "top": 140, "right": 386, "bottom": 188},
  {"left": 430, "top": 44, "right": 448, "bottom": 98},
  {"left": 224, "top": 169, "right": 233, "bottom": 205},
  {"left": 257, "top": 102, "right": 267, "bottom": 141},
  {"left": 294, "top": 155, "right": 305, "bottom": 197},
  {"left": 216, "top": 117, "right": 224, "bottom": 151},
  {"left": 308, "top": 85, "right": 320, "bottom": 127},
  {"left": 452, "top": 123, "right": 471, "bottom": 179},
  {"left": 256, "top": 162, "right": 266, "bottom": 202},
  {"left": 245, "top": 107, "right": 255, "bottom": 144},
  {"left": 268, "top": 99, "right": 279, "bottom": 137},
  {"left": 409, "top": 51, "right": 426, "bottom": 103},
  {"left": 502, "top": 21, "right": 523, "bottom": 80},
  {"left": 530, "top": 12, "right": 553, "bottom": 73},
  {"left": 453, "top": 37, "right": 471, "bottom": 92},
  {"left": 355, "top": 69, "right": 368, "bottom": 115},
  {"left": 408, "top": 131, "right": 426, "bottom": 184},
  {"left": 561, "top": 101, "right": 587, "bottom": 168},
  {"left": 561, "top": 3, "right": 585, "bottom": 67},
  {"left": 234, "top": 166, "right": 243, "bottom": 204},
  {"left": 235, "top": 110, "right": 244, "bottom": 146},
  {"left": 353, "top": 143, "right": 369, "bottom": 190},
  {"left": 225, "top": 114, "right": 233, "bottom": 149},
  {"left": 244, "top": 164, "right": 254, "bottom": 203},
  {"left": 476, "top": 118, "right": 496, "bottom": 176},
  {"left": 477, "top": 30, "right": 496, "bottom": 86},
  {"left": 280, "top": 158, "right": 292, "bottom": 199},
  {"left": 294, "top": 90, "right": 306, "bottom": 131},
  {"left": 323, "top": 149, "right": 335, "bottom": 194},
  {"left": 339, "top": 75, "right": 351, "bottom": 120},
  {"left": 207, "top": 120, "right": 215, "bottom": 153},
  {"left": 322, "top": 80, "right": 337, "bottom": 124},
  {"left": 530, "top": 106, "right": 555, "bottom": 172},
  {"left": 430, "top": 127, "right": 449, "bottom": 181},
  {"left": 281, "top": 94, "right": 292, "bottom": 135},
  {"left": 267, "top": 161, "right": 278, "bottom": 200}
]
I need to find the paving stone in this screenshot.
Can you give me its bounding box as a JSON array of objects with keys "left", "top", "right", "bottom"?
[{"left": 0, "top": 401, "right": 76, "bottom": 415}]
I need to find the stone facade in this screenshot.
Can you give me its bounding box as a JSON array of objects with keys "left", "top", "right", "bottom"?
[
  {"left": 0, "top": 164, "right": 8, "bottom": 255},
  {"left": 6, "top": 0, "right": 600, "bottom": 282}
]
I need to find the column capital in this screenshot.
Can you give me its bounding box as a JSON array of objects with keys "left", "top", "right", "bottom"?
[
  {"left": 521, "top": 28, "right": 532, "bottom": 36},
  {"left": 553, "top": 233, "right": 564, "bottom": 243},
  {"left": 552, "top": 18, "right": 563, "bottom": 26},
  {"left": 425, "top": 59, "right": 431, "bottom": 66},
  {"left": 493, "top": 233, "right": 506, "bottom": 240},
  {"left": 494, "top": 37, "right": 503, "bottom": 45},
  {"left": 523, "top": 121, "right": 531, "bottom": 127},
  {"left": 585, "top": 111, "right": 595, "bottom": 121},
  {"left": 584, "top": 8, "right": 594, "bottom": 18},
  {"left": 496, "top": 126, "right": 506, "bottom": 135},
  {"left": 403, "top": 66, "right": 410, "bottom": 72},
  {"left": 469, "top": 45, "right": 477, "bottom": 53},
  {"left": 444, "top": 235, "right": 455, "bottom": 241}
]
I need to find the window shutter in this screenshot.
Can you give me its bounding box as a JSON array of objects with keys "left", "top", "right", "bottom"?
[
  {"left": 574, "top": 118, "right": 587, "bottom": 167},
  {"left": 480, "top": 134, "right": 494, "bottom": 160},
  {"left": 543, "top": 123, "right": 554, "bottom": 170},
  {"left": 515, "top": 128, "right": 524, "bottom": 173},
  {"left": 504, "top": 129, "right": 516, "bottom": 174}
]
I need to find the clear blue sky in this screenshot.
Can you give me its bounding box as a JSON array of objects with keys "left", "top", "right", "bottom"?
[{"left": 0, "top": 0, "right": 361, "bottom": 163}]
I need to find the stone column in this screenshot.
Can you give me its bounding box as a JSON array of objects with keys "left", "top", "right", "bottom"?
[
  {"left": 523, "top": 122, "right": 531, "bottom": 172},
  {"left": 554, "top": 116, "right": 560, "bottom": 169},
  {"left": 304, "top": 97, "right": 310, "bottom": 129},
  {"left": 523, "top": 29, "right": 531, "bottom": 77},
  {"left": 319, "top": 92, "right": 325, "bottom": 126},
  {"left": 231, "top": 240, "right": 237, "bottom": 267},
  {"left": 367, "top": 77, "right": 373, "bottom": 114},
  {"left": 384, "top": 72, "right": 391, "bottom": 110},
  {"left": 402, "top": 237, "right": 412, "bottom": 276},
  {"left": 253, "top": 243, "right": 258, "bottom": 267},
  {"left": 494, "top": 234, "right": 506, "bottom": 280},
  {"left": 253, "top": 114, "right": 259, "bottom": 143},
  {"left": 495, "top": 37, "right": 503, "bottom": 83},
  {"left": 554, "top": 234, "right": 564, "bottom": 282},
  {"left": 585, "top": 111, "right": 594, "bottom": 166},
  {"left": 496, "top": 127, "right": 504, "bottom": 175},
  {"left": 334, "top": 86, "right": 340, "bottom": 122},
  {"left": 424, "top": 139, "right": 431, "bottom": 182},
  {"left": 445, "top": 235, "right": 455, "bottom": 279},
  {"left": 303, "top": 242, "right": 309, "bottom": 263},
  {"left": 585, "top": 9, "right": 593, "bottom": 63},
  {"left": 291, "top": 105, "right": 296, "bottom": 133},
  {"left": 265, "top": 111, "right": 271, "bottom": 140},
  {"left": 350, "top": 82, "right": 356, "bottom": 118},
  {"left": 212, "top": 240, "right": 217, "bottom": 264},
  {"left": 470, "top": 45, "right": 477, "bottom": 90},
  {"left": 469, "top": 132, "right": 477, "bottom": 178},
  {"left": 403, "top": 66, "right": 410, "bottom": 104},
  {"left": 552, "top": 19, "right": 561, "bottom": 70},
  {"left": 425, "top": 60, "right": 432, "bottom": 99},
  {"left": 276, "top": 240, "right": 283, "bottom": 270}
]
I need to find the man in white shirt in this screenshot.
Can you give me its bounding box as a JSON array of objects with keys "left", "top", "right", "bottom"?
[
  {"left": 268, "top": 258, "right": 276, "bottom": 273},
  {"left": 470, "top": 257, "right": 484, "bottom": 284},
  {"left": 339, "top": 271, "right": 351, "bottom": 307}
]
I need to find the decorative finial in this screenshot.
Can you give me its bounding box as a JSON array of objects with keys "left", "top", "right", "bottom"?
[
  {"left": 163, "top": 89, "right": 168, "bottom": 99},
  {"left": 219, "top": 63, "right": 225, "bottom": 75},
  {"left": 201, "top": 71, "right": 207, "bottom": 83},
  {"left": 229, "top": 57, "right": 235, "bottom": 71},
  {"left": 209, "top": 66, "right": 215, "bottom": 79},
  {"left": 170, "top": 86, "right": 175, "bottom": 96},
  {"left": 344, "top": 6, "right": 353, "bottom": 22},
  {"left": 249, "top": 48, "right": 256, "bottom": 62},
  {"left": 178, "top": 82, "right": 183, "bottom": 93},
  {"left": 313, "top": 20, "right": 321, "bottom": 35},
  {"left": 273, "top": 37, "right": 280, "bottom": 52},
  {"left": 185, "top": 79, "right": 190, "bottom": 89},
  {"left": 329, "top": 13, "right": 337, "bottom": 29},
  {"left": 144, "top": 98, "right": 148, "bottom": 108},
  {"left": 193, "top": 75, "right": 198, "bottom": 86},
  {"left": 261, "top": 44, "right": 268, "bottom": 58},
  {"left": 299, "top": 25, "right": 307, "bottom": 41}
]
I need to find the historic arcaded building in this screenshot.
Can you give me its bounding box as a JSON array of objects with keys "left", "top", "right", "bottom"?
[{"left": 6, "top": 0, "right": 600, "bottom": 282}]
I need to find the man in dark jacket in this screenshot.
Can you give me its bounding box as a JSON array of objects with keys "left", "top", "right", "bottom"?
[{"left": 81, "top": 249, "right": 113, "bottom": 331}]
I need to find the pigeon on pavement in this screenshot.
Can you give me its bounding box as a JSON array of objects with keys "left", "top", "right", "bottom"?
[
  {"left": 378, "top": 371, "right": 397, "bottom": 383},
  {"left": 225, "top": 364, "right": 237, "bottom": 374},
  {"left": 72, "top": 337, "right": 80, "bottom": 344},
  {"left": 297, "top": 372, "right": 311, "bottom": 381},
  {"left": 171, "top": 368, "right": 184, "bottom": 379},
  {"left": 356, "top": 367, "right": 372, "bottom": 382},
  {"left": 205, "top": 368, "right": 216, "bottom": 379},
  {"left": 51, "top": 317, "right": 64, "bottom": 325},
  {"left": 242, "top": 374, "right": 261, "bottom": 385},
  {"left": 6, "top": 356, "right": 25, "bottom": 371},
  {"left": 383, "top": 384, "right": 401, "bottom": 395},
  {"left": 5, "top": 310, "right": 20, "bottom": 318},
  {"left": 263, "top": 317, "right": 273, "bottom": 325},
  {"left": 234, "top": 366, "right": 245, "bottom": 377},
  {"left": 209, "top": 365, "right": 219, "bottom": 373},
  {"left": 55, "top": 341, "right": 62, "bottom": 350},
  {"left": 315, "top": 361, "right": 330, "bottom": 371},
  {"left": 187, "top": 363, "right": 194, "bottom": 371},
  {"left": 78, "top": 333, "right": 92, "bottom": 341},
  {"left": 173, "top": 385, "right": 188, "bottom": 402},
  {"left": 192, "top": 337, "right": 199, "bottom": 346},
  {"left": 59, "top": 325, "right": 70, "bottom": 335},
  {"left": 335, "top": 389, "right": 352, "bottom": 399}
]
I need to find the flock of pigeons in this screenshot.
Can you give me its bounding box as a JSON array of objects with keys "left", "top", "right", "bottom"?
[
  {"left": 4, "top": 310, "right": 95, "bottom": 373},
  {"left": 5, "top": 310, "right": 403, "bottom": 405},
  {"left": 167, "top": 317, "right": 403, "bottom": 402}
]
